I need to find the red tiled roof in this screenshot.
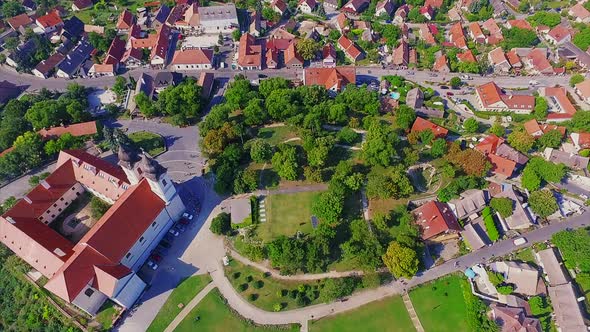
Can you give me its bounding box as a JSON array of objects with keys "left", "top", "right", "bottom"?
[
  {"left": 523, "top": 119, "right": 543, "bottom": 137},
  {"left": 469, "top": 22, "right": 485, "bottom": 39},
  {"left": 432, "top": 54, "right": 449, "bottom": 72},
  {"left": 151, "top": 24, "right": 171, "bottom": 61},
  {"left": 543, "top": 87, "right": 576, "bottom": 115},
  {"left": 540, "top": 123, "right": 566, "bottom": 137},
  {"left": 7, "top": 13, "right": 33, "bottom": 29},
  {"left": 338, "top": 35, "right": 362, "bottom": 61},
  {"left": 131, "top": 34, "right": 157, "bottom": 49},
  {"left": 412, "top": 201, "right": 460, "bottom": 240},
  {"left": 547, "top": 25, "right": 571, "bottom": 43},
  {"left": 304, "top": 67, "right": 356, "bottom": 91},
  {"left": 475, "top": 134, "right": 504, "bottom": 154},
  {"left": 117, "top": 9, "right": 134, "bottom": 30},
  {"left": 36, "top": 10, "right": 63, "bottom": 28},
  {"left": 284, "top": 41, "right": 304, "bottom": 65},
  {"left": 59, "top": 149, "right": 129, "bottom": 185},
  {"left": 424, "top": 0, "right": 443, "bottom": 8},
  {"left": 38, "top": 121, "right": 98, "bottom": 140},
  {"left": 569, "top": 4, "right": 590, "bottom": 21},
  {"left": 508, "top": 19, "right": 532, "bottom": 30},
  {"left": 506, "top": 50, "right": 521, "bottom": 66},
  {"left": 457, "top": 49, "right": 476, "bottom": 62},
  {"left": 419, "top": 24, "right": 436, "bottom": 44},
  {"left": 411, "top": 117, "right": 448, "bottom": 137},
  {"left": 171, "top": 48, "right": 213, "bottom": 65},
  {"left": 488, "top": 47, "right": 508, "bottom": 65},
  {"left": 575, "top": 80, "right": 590, "bottom": 99},
  {"left": 482, "top": 18, "right": 501, "bottom": 36},
  {"left": 488, "top": 153, "right": 516, "bottom": 177},
  {"left": 323, "top": 43, "right": 336, "bottom": 60},
  {"left": 238, "top": 33, "right": 262, "bottom": 68},
  {"left": 104, "top": 37, "right": 126, "bottom": 65}
]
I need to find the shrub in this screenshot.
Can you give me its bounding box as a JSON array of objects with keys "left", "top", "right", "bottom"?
[
  {"left": 482, "top": 207, "right": 500, "bottom": 241},
  {"left": 238, "top": 284, "right": 248, "bottom": 292},
  {"left": 361, "top": 273, "right": 381, "bottom": 289},
  {"left": 580, "top": 149, "right": 590, "bottom": 157},
  {"left": 289, "top": 290, "right": 298, "bottom": 299},
  {"left": 245, "top": 275, "right": 253, "bottom": 282},
  {"left": 232, "top": 272, "right": 241, "bottom": 279},
  {"left": 297, "top": 284, "right": 307, "bottom": 293},
  {"left": 248, "top": 293, "right": 258, "bottom": 301},
  {"left": 253, "top": 280, "right": 264, "bottom": 289},
  {"left": 273, "top": 303, "right": 283, "bottom": 312},
  {"left": 496, "top": 284, "right": 514, "bottom": 295},
  {"left": 210, "top": 212, "right": 231, "bottom": 235},
  {"left": 277, "top": 290, "right": 286, "bottom": 297}
]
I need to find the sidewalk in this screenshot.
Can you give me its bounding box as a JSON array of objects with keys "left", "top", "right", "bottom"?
[{"left": 163, "top": 282, "right": 216, "bottom": 332}]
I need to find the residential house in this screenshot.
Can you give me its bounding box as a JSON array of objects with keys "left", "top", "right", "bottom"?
[
  {"left": 271, "top": 0, "right": 288, "bottom": 16},
  {"left": 419, "top": 5, "right": 434, "bottom": 20},
  {"left": 521, "top": 48, "right": 554, "bottom": 75},
  {"left": 103, "top": 37, "right": 126, "bottom": 71},
  {"left": 266, "top": 37, "right": 293, "bottom": 68},
  {"left": 323, "top": 0, "right": 338, "bottom": 9},
  {"left": 506, "top": 19, "right": 532, "bottom": 30},
  {"left": 298, "top": 0, "right": 317, "bottom": 14},
  {"left": 447, "top": 7, "right": 462, "bottom": 21},
  {"left": 375, "top": 0, "right": 394, "bottom": 17},
  {"left": 491, "top": 183, "right": 533, "bottom": 229},
  {"left": 353, "top": 21, "right": 375, "bottom": 42},
  {"left": 166, "top": 5, "right": 188, "bottom": 28},
  {"left": 392, "top": 40, "right": 409, "bottom": 67},
  {"left": 196, "top": 4, "right": 238, "bottom": 33},
  {"left": 322, "top": 43, "right": 337, "bottom": 68},
  {"left": 570, "top": 132, "right": 590, "bottom": 151},
  {"left": 249, "top": 11, "right": 262, "bottom": 37},
  {"left": 406, "top": 88, "right": 424, "bottom": 109},
  {"left": 89, "top": 64, "right": 115, "bottom": 77},
  {"left": 284, "top": 41, "right": 304, "bottom": 68},
  {"left": 72, "top": 0, "right": 93, "bottom": 11},
  {"left": 5, "top": 39, "right": 37, "bottom": 68},
  {"left": 539, "top": 86, "right": 577, "bottom": 118},
  {"left": 488, "top": 47, "right": 511, "bottom": 73},
  {"left": 424, "top": 0, "right": 443, "bottom": 8},
  {"left": 393, "top": 4, "right": 409, "bottom": 24},
  {"left": 411, "top": 117, "right": 448, "bottom": 138},
  {"left": 197, "top": 72, "right": 215, "bottom": 99},
  {"left": 490, "top": 261, "right": 540, "bottom": 296},
  {"left": 418, "top": 23, "right": 436, "bottom": 44},
  {"left": 36, "top": 10, "right": 64, "bottom": 34},
  {"left": 569, "top": 3, "right": 590, "bottom": 23},
  {"left": 544, "top": 148, "right": 589, "bottom": 170},
  {"left": 461, "top": 222, "right": 491, "bottom": 250},
  {"left": 536, "top": 248, "right": 587, "bottom": 332},
  {"left": 116, "top": 9, "right": 135, "bottom": 32},
  {"left": 84, "top": 25, "right": 104, "bottom": 34},
  {"left": 0, "top": 149, "right": 185, "bottom": 316},
  {"left": 170, "top": 48, "right": 214, "bottom": 70},
  {"left": 475, "top": 82, "right": 535, "bottom": 114},
  {"left": 411, "top": 201, "right": 461, "bottom": 241},
  {"left": 490, "top": 305, "right": 542, "bottom": 332},
  {"left": 468, "top": 22, "right": 486, "bottom": 43},
  {"left": 336, "top": 13, "right": 349, "bottom": 32},
  {"left": 150, "top": 25, "right": 172, "bottom": 68},
  {"left": 432, "top": 54, "right": 450, "bottom": 72},
  {"left": 6, "top": 13, "right": 33, "bottom": 31},
  {"left": 482, "top": 18, "right": 503, "bottom": 44},
  {"left": 575, "top": 79, "right": 590, "bottom": 104},
  {"left": 457, "top": 50, "right": 476, "bottom": 63},
  {"left": 506, "top": 50, "right": 521, "bottom": 70},
  {"left": 476, "top": 134, "right": 528, "bottom": 178},
  {"left": 237, "top": 33, "right": 262, "bottom": 70},
  {"left": 337, "top": 35, "right": 363, "bottom": 62},
  {"left": 449, "top": 22, "right": 467, "bottom": 49},
  {"left": 56, "top": 39, "right": 95, "bottom": 78},
  {"left": 546, "top": 25, "right": 571, "bottom": 45},
  {"left": 152, "top": 5, "right": 171, "bottom": 29},
  {"left": 523, "top": 119, "right": 545, "bottom": 137},
  {"left": 32, "top": 53, "right": 65, "bottom": 78},
  {"left": 21, "top": 0, "right": 37, "bottom": 11},
  {"left": 61, "top": 16, "right": 84, "bottom": 42},
  {"left": 303, "top": 67, "right": 356, "bottom": 94},
  {"left": 557, "top": 42, "right": 590, "bottom": 69},
  {"left": 183, "top": 4, "right": 200, "bottom": 28},
  {"left": 126, "top": 73, "right": 154, "bottom": 112},
  {"left": 341, "top": 0, "right": 369, "bottom": 14},
  {"left": 448, "top": 189, "right": 488, "bottom": 220}
]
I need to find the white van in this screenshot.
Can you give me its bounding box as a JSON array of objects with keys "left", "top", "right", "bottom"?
[{"left": 513, "top": 237, "right": 527, "bottom": 246}]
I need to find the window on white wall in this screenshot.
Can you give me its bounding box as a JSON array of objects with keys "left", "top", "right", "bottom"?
[{"left": 84, "top": 289, "right": 94, "bottom": 297}]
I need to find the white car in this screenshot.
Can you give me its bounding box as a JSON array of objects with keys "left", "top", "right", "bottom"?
[
  {"left": 182, "top": 212, "right": 194, "bottom": 220},
  {"left": 168, "top": 228, "right": 180, "bottom": 237},
  {"left": 513, "top": 237, "right": 527, "bottom": 246},
  {"left": 146, "top": 260, "right": 159, "bottom": 270}
]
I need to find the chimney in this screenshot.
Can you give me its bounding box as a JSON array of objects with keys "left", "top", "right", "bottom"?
[
  {"left": 41, "top": 180, "right": 50, "bottom": 189},
  {"left": 24, "top": 196, "right": 32, "bottom": 204},
  {"left": 5, "top": 216, "right": 15, "bottom": 224}
]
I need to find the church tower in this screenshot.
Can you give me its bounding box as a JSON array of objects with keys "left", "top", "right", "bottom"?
[
  {"left": 138, "top": 152, "right": 177, "bottom": 204},
  {"left": 117, "top": 144, "right": 141, "bottom": 185}
]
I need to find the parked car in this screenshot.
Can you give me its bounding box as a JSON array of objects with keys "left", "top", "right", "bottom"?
[
  {"left": 164, "top": 233, "right": 176, "bottom": 242},
  {"left": 460, "top": 74, "right": 472, "bottom": 80},
  {"left": 155, "top": 246, "right": 169, "bottom": 255},
  {"left": 440, "top": 85, "right": 449, "bottom": 89},
  {"left": 168, "top": 229, "right": 180, "bottom": 237},
  {"left": 182, "top": 212, "right": 194, "bottom": 220},
  {"left": 150, "top": 253, "right": 162, "bottom": 263},
  {"left": 178, "top": 218, "right": 190, "bottom": 226},
  {"left": 159, "top": 240, "right": 172, "bottom": 248},
  {"left": 513, "top": 237, "right": 527, "bottom": 246},
  {"left": 146, "top": 260, "right": 159, "bottom": 270},
  {"left": 446, "top": 92, "right": 454, "bottom": 96},
  {"left": 174, "top": 224, "right": 186, "bottom": 233}
]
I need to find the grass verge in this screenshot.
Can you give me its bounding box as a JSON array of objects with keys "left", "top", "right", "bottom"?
[{"left": 129, "top": 131, "right": 166, "bottom": 156}]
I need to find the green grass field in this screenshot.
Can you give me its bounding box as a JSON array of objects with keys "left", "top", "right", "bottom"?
[
  {"left": 255, "top": 191, "right": 323, "bottom": 241},
  {"left": 129, "top": 131, "right": 166, "bottom": 156},
  {"left": 95, "top": 301, "right": 118, "bottom": 331},
  {"left": 309, "top": 296, "right": 414, "bottom": 332},
  {"left": 256, "top": 126, "right": 298, "bottom": 146},
  {"left": 174, "top": 288, "right": 300, "bottom": 332},
  {"left": 409, "top": 275, "right": 469, "bottom": 332},
  {"left": 224, "top": 258, "right": 323, "bottom": 312},
  {"left": 147, "top": 274, "right": 212, "bottom": 332}
]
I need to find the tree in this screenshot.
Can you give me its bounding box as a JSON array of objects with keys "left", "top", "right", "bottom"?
[
  {"left": 482, "top": 207, "right": 499, "bottom": 241},
  {"left": 25, "top": 100, "right": 70, "bottom": 129},
  {"left": 271, "top": 144, "right": 299, "bottom": 180},
  {"left": 533, "top": 97, "right": 548, "bottom": 120},
  {"left": 521, "top": 167, "right": 541, "bottom": 191},
  {"left": 382, "top": 241, "right": 419, "bottom": 279},
  {"left": 258, "top": 77, "right": 290, "bottom": 98},
  {"left": 362, "top": 121, "right": 398, "bottom": 166},
  {"left": 552, "top": 229, "right": 590, "bottom": 272},
  {"left": 312, "top": 189, "right": 345, "bottom": 223},
  {"left": 320, "top": 278, "right": 357, "bottom": 302},
  {"left": 430, "top": 138, "right": 447, "bottom": 158},
  {"left": 65, "top": 101, "right": 90, "bottom": 123},
  {"left": 341, "top": 219, "right": 384, "bottom": 269},
  {"left": 395, "top": 105, "right": 416, "bottom": 130},
  {"left": 526, "top": 12, "right": 561, "bottom": 27},
  {"left": 419, "top": 129, "right": 435, "bottom": 145},
  {"left": 243, "top": 98, "right": 268, "bottom": 125},
  {"left": 3, "top": 37, "right": 19, "bottom": 51},
  {"left": 232, "top": 29, "right": 242, "bottom": 41},
  {"left": 233, "top": 169, "right": 258, "bottom": 193},
  {"left": 135, "top": 92, "right": 157, "bottom": 118},
  {"left": 450, "top": 77, "right": 462, "bottom": 89},
  {"left": 202, "top": 122, "right": 238, "bottom": 157},
  {"left": 463, "top": 118, "right": 479, "bottom": 133},
  {"left": 501, "top": 27, "right": 539, "bottom": 49},
  {"left": 570, "top": 74, "right": 585, "bottom": 87},
  {"left": 529, "top": 190, "right": 558, "bottom": 218},
  {"left": 573, "top": 26, "right": 590, "bottom": 51},
  {"left": 507, "top": 130, "right": 535, "bottom": 153},
  {"left": 496, "top": 284, "right": 514, "bottom": 295},
  {"left": 296, "top": 39, "right": 320, "bottom": 61},
  {"left": 446, "top": 143, "right": 490, "bottom": 177},
  {"left": 366, "top": 166, "right": 413, "bottom": 199},
  {"left": 250, "top": 139, "right": 272, "bottom": 162},
  {"left": 210, "top": 212, "right": 231, "bottom": 235},
  {"left": 112, "top": 76, "right": 127, "bottom": 98},
  {"left": 12, "top": 131, "right": 44, "bottom": 169},
  {"left": 520, "top": 157, "right": 566, "bottom": 191},
  {"left": 90, "top": 197, "right": 111, "bottom": 219},
  {"left": 2, "top": 1, "right": 25, "bottom": 17},
  {"left": 537, "top": 130, "right": 562, "bottom": 149},
  {"left": 490, "top": 197, "right": 513, "bottom": 218},
  {"left": 489, "top": 123, "right": 505, "bottom": 137},
  {"left": 337, "top": 127, "right": 360, "bottom": 145},
  {"left": 571, "top": 111, "right": 590, "bottom": 132},
  {"left": 44, "top": 133, "right": 83, "bottom": 155}
]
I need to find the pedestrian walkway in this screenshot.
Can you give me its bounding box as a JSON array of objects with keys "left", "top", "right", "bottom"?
[
  {"left": 402, "top": 293, "right": 424, "bottom": 332},
  {"left": 163, "top": 282, "right": 216, "bottom": 332}
]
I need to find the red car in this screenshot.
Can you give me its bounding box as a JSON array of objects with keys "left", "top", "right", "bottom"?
[
  {"left": 446, "top": 92, "right": 454, "bottom": 96},
  {"left": 178, "top": 218, "right": 190, "bottom": 226},
  {"left": 150, "top": 253, "right": 162, "bottom": 263}
]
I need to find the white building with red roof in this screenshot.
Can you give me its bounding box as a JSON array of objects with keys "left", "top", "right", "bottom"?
[
  {"left": 0, "top": 148, "right": 185, "bottom": 315},
  {"left": 475, "top": 81, "right": 535, "bottom": 114},
  {"left": 297, "top": 0, "right": 317, "bottom": 14},
  {"left": 36, "top": 10, "right": 64, "bottom": 33},
  {"left": 303, "top": 67, "right": 356, "bottom": 94},
  {"left": 546, "top": 25, "right": 572, "bottom": 45},
  {"left": 237, "top": 33, "right": 262, "bottom": 70},
  {"left": 411, "top": 201, "right": 461, "bottom": 240},
  {"left": 337, "top": 35, "right": 363, "bottom": 62},
  {"left": 569, "top": 4, "right": 590, "bottom": 23},
  {"left": 170, "top": 48, "right": 214, "bottom": 70}
]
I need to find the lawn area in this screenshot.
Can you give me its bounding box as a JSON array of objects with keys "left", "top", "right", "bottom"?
[
  {"left": 95, "top": 301, "right": 119, "bottom": 331},
  {"left": 257, "top": 126, "right": 298, "bottom": 146},
  {"left": 224, "top": 258, "right": 323, "bottom": 312},
  {"left": 409, "top": 275, "right": 469, "bottom": 332},
  {"left": 256, "top": 191, "right": 323, "bottom": 242},
  {"left": 129, "top": 131, "right": 166, "bottom": 156},
  {"left": 309, "top": 296, "right": 414, "bottom": 332},
  {"left": 174, "top": 288, "right": 300, "bottom": 332},
  {"left": 147, "top": 274, "right": 212, "bottom": 332},
  {"left": 513, "top": 247, "right": 536, "bottom": 265}
]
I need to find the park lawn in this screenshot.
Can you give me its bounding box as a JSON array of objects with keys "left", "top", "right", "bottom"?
[
  {"left": 256, "top": 191, "right": 323, "bottom": 242},
  {"left": 174, "top": 288, "right": 300, "bottom": 332},
  {"left": 224, "top": 258, "right": 322, "bottom": 312},
  {"left": 147, "top": 274, "right": 212, "bottom": 332},
  {"left": 309, "top": 296, "right": 414, "bottom": 332},
  {"left": 95, "top": 301, "right": 118, "bottom": 331},
  {"left": 129, "top": 131, "right": 166, "bottom": 156},
  {"left": 257, "top": 126, "right": 298, "bottom": 146},
  {"left": 409, "top": 275, "right": 469, "bottom": 332}
]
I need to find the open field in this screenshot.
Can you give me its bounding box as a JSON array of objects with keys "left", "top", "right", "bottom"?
[
  {"left": 147, "top": 275, "right": 212, "bottom": 332},
  {"left": 309, "top": 295, "right": 414, "bottom": 332},
  {"left": 409, "top": 275, "right": 469, "bottom": 332},
  {"left": 257, "top": 126, "right": 299, "bottom": 146},
  {"left": 174, "top": 288, "right": 300, "bottom": 332},
  {"left": 256, "top": 191, "right": 323, "bottom": 241}
]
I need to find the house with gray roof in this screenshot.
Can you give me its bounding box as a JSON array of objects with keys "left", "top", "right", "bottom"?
[
  {"left": 197, "top": 4, "right": 238, "bottom": 33},
  {"left": 56, "top": 39, "right": 95, "bottom": 78}
]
